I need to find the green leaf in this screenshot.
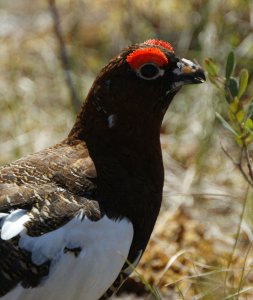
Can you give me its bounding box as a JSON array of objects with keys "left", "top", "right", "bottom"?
[
  {"left": 215, "top": 112, "right": 239, "bottom": 136},
  {"left": 229, "top": 100, "right": 239, "bottom": 113},
  {"left": 228, "top": 110, "right": 236, "bottom": 123},
  {"left": 246, "top": 100, "right": 253, "bottom": 119},
  {"left": 245, "top": 118, "right": 253, "bottom": 130},
  {"left": 226, "top": 78, "right": 238, "bottom": 98},
  {"left": 238, "top": 69, "right": 249, "bottom": 99},
  {"left": 204, "top": 58, "right": 218, "bottom": 77},
  {"left": 236, "top": 110, "right": 245, "bottom": 123},
  {"left": 245, "top": 127, "right": 253, "bottom": 136},
  {"left": 225, "top": 51, "right": 235, "bottom": 79}
]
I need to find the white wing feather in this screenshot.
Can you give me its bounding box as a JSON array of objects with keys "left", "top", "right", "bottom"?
[{"left": 2, "top": 211, "right": 133, "bottom": 300}]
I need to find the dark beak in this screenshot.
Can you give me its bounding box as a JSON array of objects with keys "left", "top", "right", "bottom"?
[{"left": 170, "top": 58, "right": 206, "bottom": 92}]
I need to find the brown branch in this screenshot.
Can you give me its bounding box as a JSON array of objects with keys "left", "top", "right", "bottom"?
[
  {"left": 220, "top": 143, "right": 253, "bottom": 186},
  {"left": 48, "top": 0, "right": 80, "bottom": 112},
  {"left": 243, "top": 142, "right": 253, "bottom": 182}
]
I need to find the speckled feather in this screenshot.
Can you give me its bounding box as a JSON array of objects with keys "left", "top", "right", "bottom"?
[{"left": 0, "top": 140, "right": 102, "bottom": 295}]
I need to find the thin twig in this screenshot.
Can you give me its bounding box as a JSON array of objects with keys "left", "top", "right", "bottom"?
[
  {"left": 48, "top": 0, "right": 80, "bottom": 112},
  {"left": 222, "top": 286, "right": 253, "bottom": 300},
  {"left": 237, "top": 146, "right": 253, "bottom": 185},
  {"left": 224, "top": 185, "right": 250, "bottom": 295},
  {"left": 220, "top": 143, "right": 253, "bottom": 186},
  {"left": 236, "top": 243, "right": 252, "bottom": 300},
  {"left": 165, "top": 267, "right": 253, "bottom": 287},
  {"left": 243, "top": 142, "right": 253, "bottom": 182}
]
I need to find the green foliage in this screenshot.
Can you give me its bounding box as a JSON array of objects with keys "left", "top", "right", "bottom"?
[
  {"left": 205, "top": 53, "right": 251, "bottom": 147},
  {"left": 205, "top": 52, "right": 253, "bottom": 299},
  {"left": 238, "top": 69, "right": 249, "bottom": 99},
  {"left": 225, "top": 52, "right": 235, "bottom": 80}
]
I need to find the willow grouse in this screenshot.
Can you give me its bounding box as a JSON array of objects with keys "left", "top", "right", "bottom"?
[{"left": 0, "top": 39, "right": 205, "bottom": 300}]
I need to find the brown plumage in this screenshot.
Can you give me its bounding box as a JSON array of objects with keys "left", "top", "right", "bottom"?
[{"left": 0, "top": 40, "right": 205, "bottom": 299}]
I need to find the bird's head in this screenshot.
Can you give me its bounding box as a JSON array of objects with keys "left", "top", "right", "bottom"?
[{"left": 70, "top": 39, "right": 205, "bottom": 142}]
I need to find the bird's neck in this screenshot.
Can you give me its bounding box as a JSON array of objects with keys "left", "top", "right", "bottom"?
[{"left": 68, "top": 97, "right": 164, "bottom": 244}]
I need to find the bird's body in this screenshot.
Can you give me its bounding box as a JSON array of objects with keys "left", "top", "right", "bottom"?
[{"left": 0, "top": 40, "right": 205, "bottom": 300}]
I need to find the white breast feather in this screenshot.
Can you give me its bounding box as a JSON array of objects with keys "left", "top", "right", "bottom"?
[{"left": 2, "top": 210, "right": 134, "bottom": 300}]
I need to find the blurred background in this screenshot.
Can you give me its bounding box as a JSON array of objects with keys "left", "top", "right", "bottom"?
[{"left": 0, "top": 0, "right": 253, "bottom": 299}]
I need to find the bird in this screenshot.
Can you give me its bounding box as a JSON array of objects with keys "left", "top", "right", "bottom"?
[{"left": 0, "top": 39, "right": 205, "bottom": 300}]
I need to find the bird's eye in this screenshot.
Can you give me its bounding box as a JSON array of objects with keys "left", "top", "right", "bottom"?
[{"left": 137, "top": 63, "right": 164, "bottom": 80}]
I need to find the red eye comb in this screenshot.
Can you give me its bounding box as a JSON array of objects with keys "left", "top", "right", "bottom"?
[
  {"left": 126, "top": 47, "right": 168, "bottom": 70},
  {"left": 144, "top": 39, "right": 174, "bottom": 53}
]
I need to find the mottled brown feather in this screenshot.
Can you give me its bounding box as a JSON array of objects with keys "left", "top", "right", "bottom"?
[{"left": 0, "top": 140, "right": 101, "bottom": 295}]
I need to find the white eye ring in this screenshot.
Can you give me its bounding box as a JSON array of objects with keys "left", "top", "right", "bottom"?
[{"left": 136, "top": 63, "right": 165, "bottom": 80}]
